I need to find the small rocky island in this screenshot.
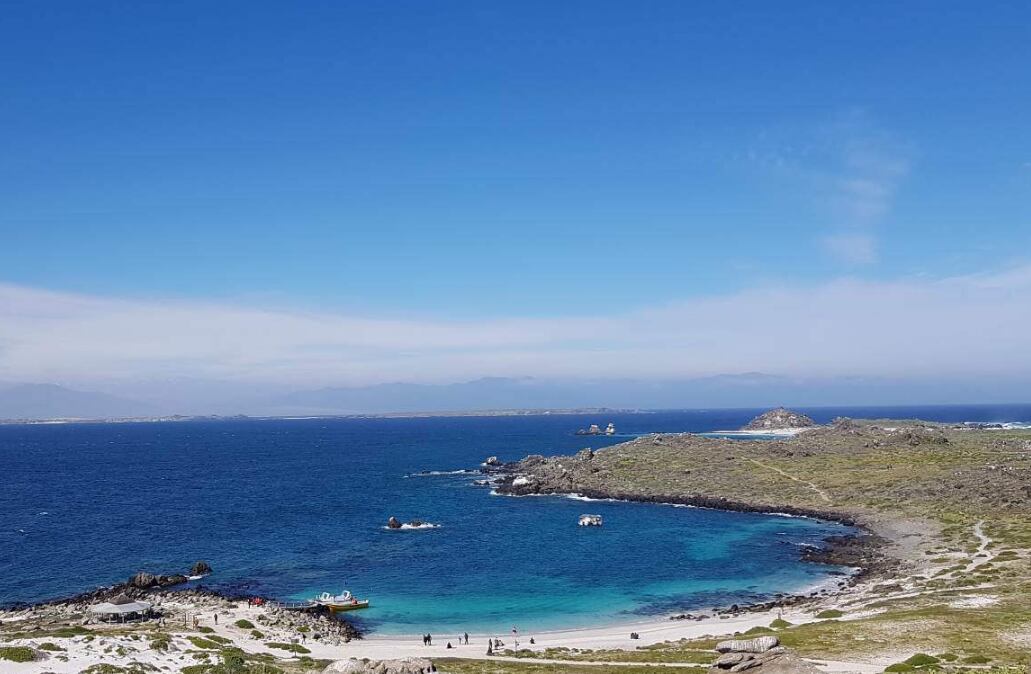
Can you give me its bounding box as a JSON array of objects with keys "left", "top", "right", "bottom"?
[{"left": 743, "top": 407, "right": 815, "bottom": 430}]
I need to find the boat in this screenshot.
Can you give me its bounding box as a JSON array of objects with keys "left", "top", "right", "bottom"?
[
  {"left": 313, "top": 590, "right": 370, "bottom": 612},
  {"left": 578, "top": 514, "right": 603, "bottom": 527}
]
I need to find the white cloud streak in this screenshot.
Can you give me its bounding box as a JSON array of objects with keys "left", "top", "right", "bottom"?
[{"left": 2, "top": 265, "right": 1031, "bottom": 388}]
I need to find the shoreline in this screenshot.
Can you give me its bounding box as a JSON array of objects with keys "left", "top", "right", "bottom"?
[{"left": 0, "top": 502, "right": 929, "bottom": 674}]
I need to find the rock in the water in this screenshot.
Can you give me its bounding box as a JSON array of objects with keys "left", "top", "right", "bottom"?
[
  {"left": 190, "top": 561, "right": 212, "bottom": 576},
  {"left": 129, "top": 572, "right": 158, "bottom": 588},
  {"left": 483, "top": 456, "right": 501, "bottom": 466},
  {"left": 387, "top": 516, "right": 402, "bottom": 529},
  {"left": 157, "top": 574, "right": 188, "bottom": 587},
  {"left": 715, "top": 635, "right": 780, "bottom": 653},
  {"left": 324, "top": 658, "right": 435, "bottom": 674},
  {"left": 743, "top": 408, "right": 814, "bottom": 430}
]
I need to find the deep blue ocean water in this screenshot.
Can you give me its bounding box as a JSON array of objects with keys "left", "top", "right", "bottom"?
[{"left": 2, "top": 404, "right": 1028, "bottom": 635}]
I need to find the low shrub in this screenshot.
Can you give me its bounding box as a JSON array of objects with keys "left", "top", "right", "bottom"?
[
  {"left": 816, "top": 609, "right": 844, "bottom": 619},
  {"left": 198, "top": 626, "right": 215, "bottom": 634},
  {"left": 250, "top": 630, "right": 265, "bottom": 639},
  {"left": 769, "top": 618, "right": 792, "bottom": 628},
  {"left": 38, "top": 642, "right": 65, "bottom": 651},
  {"left": 234, "top": 619, "right": 255, "bottom": 629},
  {"left": 961, "top": 655, "right": 991, "bottom": 664},
  {"left": 903, "top": 653, "right": 940, "bottom": 667},
  {"left": 150, "top": 634, "right": 171, "bottom": 651},
  {"left": 266, "top": 642, "right": 311, "bottom": 654},
  {"left": 187, "top": 636, "right": 221, "bottom": 650},
  {"left": 0, "top": 646, "right": 38, "bottom": 662}
]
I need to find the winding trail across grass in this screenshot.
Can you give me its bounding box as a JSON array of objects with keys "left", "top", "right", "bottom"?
[{"left": 743, "top": 458, "right": 832, "bottom": 503}]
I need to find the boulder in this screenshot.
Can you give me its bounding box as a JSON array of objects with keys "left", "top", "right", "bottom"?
[
  {"left": 157, "top": 574, "right": 188, "bottom": 587},
  {"left": 190, "top": 561, "right": 212, "bottom": 576},
  {"left": 715, "top": 636, "right": 779, "bottom": 654},
  {"left": 575, "top": 448, "right": 595, "bottom": 461},
  {"left": 324, "top": 658, "right": 435, "bottom": 674},
  {"left": 387, "top": 516, "right": 402, "bottom": 529},
  {"left": 716, "top": 653, "right": 748, "bottom": 667},
  {"left": 129, "top": 572, "right": 158, "bottom": 588},
  {"left": 713, "top": 651, "right": 818, "bottom": 674},
  {"left": 483, "top": 456, "right": 501, "bottom": 466},
  {"left": 743, "top": 408, "right": 814, "bottom": 430}
]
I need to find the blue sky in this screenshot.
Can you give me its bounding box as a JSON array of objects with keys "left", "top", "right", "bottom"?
[
  {"left": 1, "top": 2, "right": 1030, "bottom": 398},
  {"left": 2, "top": 1, "right": 1028, "bottom": 317}
]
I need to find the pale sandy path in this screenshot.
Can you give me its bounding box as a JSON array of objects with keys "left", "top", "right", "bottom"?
[{"left": 744, "top": 458, "right": 832, "bottom": 503}]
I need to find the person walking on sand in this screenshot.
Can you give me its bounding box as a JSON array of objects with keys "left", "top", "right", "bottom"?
[
  {"left": 464, "top": 632, "right": 469, "bottom": 645},
  {"left": 427, "top": 633, "right": 432, "bottom": 646},
  {"left": 214, "top": 614, "right": 218, "bottom": 625}
]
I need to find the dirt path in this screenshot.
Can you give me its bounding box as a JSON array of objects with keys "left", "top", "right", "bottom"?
[{"left": 744, "top": 458, "right": 832, "bottom": 503}]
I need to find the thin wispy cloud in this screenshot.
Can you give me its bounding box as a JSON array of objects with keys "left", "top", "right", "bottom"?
[
  {"left": 749, "top": 112, "right": 912, "bottom": 265},
  {"left": 2, "top": 264, "right": 1030, "bottom": 388}
]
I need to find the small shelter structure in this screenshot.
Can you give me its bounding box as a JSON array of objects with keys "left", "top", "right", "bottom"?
[{"left": 90, "top": 593, "right": 153, "bottom": 622}]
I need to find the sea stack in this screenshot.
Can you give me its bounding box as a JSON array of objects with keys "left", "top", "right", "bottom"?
[{"left": 743, "top": 407, "right": 815, "bottom": 430}]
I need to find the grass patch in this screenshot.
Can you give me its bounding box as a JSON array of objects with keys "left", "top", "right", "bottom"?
[
  {"left": 187, "top": 635, "right": 222, "bottom": 650},
  {"left": 0, "top": 646, "right": 38, "bottom": 662},
  {"left": 235, "top": 619, "right": 255, "bottom": 629},
  {"left": 815, "top": 609, "right": 844, "bottom": 619},
  {"left": 38, "top": 641, "right": 65, "bottom": 651},
  {"left": 250, "top": 629, "right": 265, "bottom": 639},
  {"left": 198, "top": 626, "right": 216, "bottom": 634},
  {"left": 436, "top": 659, "right": 705, "bottom": 674},
  {"left": 266, "top": 642, "right": 311, "bottom": 654},
  {"left": 769, "top": 618, "right": 792, "bottom": 628}
]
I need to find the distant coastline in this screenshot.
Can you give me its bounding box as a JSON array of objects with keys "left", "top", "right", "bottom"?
[{"left": 0, "top": 407, "right": 651, "bottom": 426}]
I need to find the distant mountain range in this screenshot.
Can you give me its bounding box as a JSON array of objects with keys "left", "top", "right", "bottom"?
[
  {"left": 0, "top": 374, "right": 1027, "bottom": 421},
  {"left": 0, "top": 383, "right": 157, "bottom": 420}
]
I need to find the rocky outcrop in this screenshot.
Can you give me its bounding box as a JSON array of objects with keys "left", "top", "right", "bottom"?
[
  {"left": 387, "top": 516, "right": 402, "bottom": 529},
  {"left": 716, "top": 636, "right": 780, "bottom": 653},
  {"left": 744, "top": 408, "right": 815, "bottom": 430},
  {"left": 483, "top": 456, "right": 501, "bottom": 467},
  {"left": 190, "top": 561, "right": 212, "bottom": 576},
  {"left": 710, "top": 636, "right": 819, "bottom": 674},
  {"left": 324, "top": 658, "right": 435, "bottom": 674},
  {"left": 129, "top": 572, "right": 189, "bottom": 589}
]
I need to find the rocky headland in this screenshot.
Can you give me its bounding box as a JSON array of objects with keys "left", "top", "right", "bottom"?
[
  {"left": 742, "top": 407, "right": 815, "bottom": 430},
  {"left": 483, "top": 413, "right": 1031, "bottom": 668}
]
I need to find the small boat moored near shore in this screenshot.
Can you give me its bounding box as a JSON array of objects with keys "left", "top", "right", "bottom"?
[{"left": 313, "top": 590, "right": 370, "bottom": 612}]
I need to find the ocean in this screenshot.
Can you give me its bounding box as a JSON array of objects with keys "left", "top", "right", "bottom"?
[{"left": 2, "top": 404, "right": 1028, "bottom": 635}]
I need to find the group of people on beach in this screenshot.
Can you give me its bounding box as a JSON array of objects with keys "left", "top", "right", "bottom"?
[
  {"left": 423, "top": 626, "right": 538, "bottom": 653},
  {"left": 425, "top": 632, "right": 471, "bottom": 648}
]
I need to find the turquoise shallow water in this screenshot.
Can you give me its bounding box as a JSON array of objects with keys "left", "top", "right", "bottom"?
[{"left": 8, "top": 406, "right": 1017, "bottom": 634}]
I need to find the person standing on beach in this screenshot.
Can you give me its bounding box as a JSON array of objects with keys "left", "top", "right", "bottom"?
[
  {"left": 214, "top": 614, "right": 218, "bottom": 625},
  {"left": 464, "top": 632, "right": 469, "bottom": 645}
]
